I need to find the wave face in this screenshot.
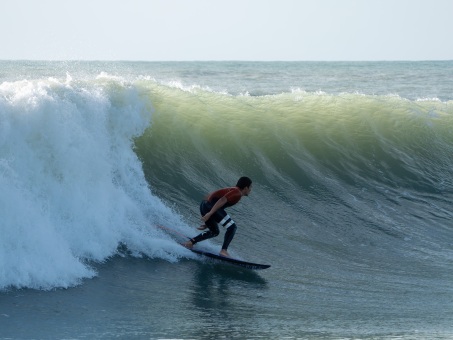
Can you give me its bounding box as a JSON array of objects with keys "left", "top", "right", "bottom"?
[
  {"left": 1, "top": 61, "right": 452, "bottom": 293},
  {"left": 136, "top": 82, "right": 453, "bottom": 281}
]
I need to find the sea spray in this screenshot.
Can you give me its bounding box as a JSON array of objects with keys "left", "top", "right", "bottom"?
[{"left": 0, "top": 76, "right": 186, "bottom": 290}]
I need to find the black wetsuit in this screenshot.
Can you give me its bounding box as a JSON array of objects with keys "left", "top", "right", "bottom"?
[{"left": 190, "top": 197, "right": 238, "bottom": 251}]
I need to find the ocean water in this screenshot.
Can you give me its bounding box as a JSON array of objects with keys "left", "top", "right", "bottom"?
[{"left": 1, "top": 61, "right": 452, "bottom": 339}]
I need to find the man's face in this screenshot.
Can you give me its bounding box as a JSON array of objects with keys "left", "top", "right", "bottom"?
[{"left": 243, "top": 184, "right": 252, "bottom": 196}]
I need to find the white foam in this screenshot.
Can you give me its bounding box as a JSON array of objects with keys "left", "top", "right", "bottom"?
[{"left": 0, "top": 77, "right": 186, "bottom": 290}]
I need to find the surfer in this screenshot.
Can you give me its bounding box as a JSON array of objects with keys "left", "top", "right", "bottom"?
[{"left": 183, "top": 176, "right": 252, "bottom": 257}]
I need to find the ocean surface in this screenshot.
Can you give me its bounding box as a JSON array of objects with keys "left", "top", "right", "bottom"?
[{"left": 1, "top": 60, "right": 452, "bottom": 339}]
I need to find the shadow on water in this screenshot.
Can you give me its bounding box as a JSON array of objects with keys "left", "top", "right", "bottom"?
[
  {"left": 184, "top": 260, "right": 270, "bottom": 338},
  {"left": 192, "top": 260, "right": 268, "bottom": 285},
  {"left": 188, "top": 259, "right": 269, "bottom": 311}
]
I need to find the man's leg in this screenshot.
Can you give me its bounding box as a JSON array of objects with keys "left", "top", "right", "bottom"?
[
  {"left": 220, "top": 224, "right": 237, "bottom": 257},
  {"left": 183, "top": 200, "right": 219, "bottom": 248},
  {"left": 213, "top": 210, "right": 237, "bottom": 257},
  {"left": 188, "top": 222, "right": 219, "bottom": 246}
]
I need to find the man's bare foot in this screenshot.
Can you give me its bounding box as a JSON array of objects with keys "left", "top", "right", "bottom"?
[
  {"left": 197, "top": 225, "right": 208, "bottom": 230},
  {"left": 183, "top": 240, "right": 194, "bottom": 248},
  {"left": 219, "top": 249, "right": 230, "bottom": 257}
]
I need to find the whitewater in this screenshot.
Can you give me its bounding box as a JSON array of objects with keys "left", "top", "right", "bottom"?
[
  {"left": 0, "top": 61, "right": 452, "bottom": 339},
  {"left": 0, "top": 72, "right": 187, "bottom": 289}
]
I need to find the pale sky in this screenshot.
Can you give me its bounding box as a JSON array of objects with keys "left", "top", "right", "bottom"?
[{"left": 1, "top": 0, "right": 452, "bottom": 61}]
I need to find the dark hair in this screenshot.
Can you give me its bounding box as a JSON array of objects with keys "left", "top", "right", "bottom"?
[{"left": 236, "top": 176, "right": 252, "bottom": 189}]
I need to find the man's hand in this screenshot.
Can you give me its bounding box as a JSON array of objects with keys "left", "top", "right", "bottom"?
[{"left": 201, "top": 213, "right": 212, "bottom": 222}]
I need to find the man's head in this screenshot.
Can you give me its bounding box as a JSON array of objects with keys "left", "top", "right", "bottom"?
[{"left": 236, "top": 176, "right": 252, "bottom": 196}]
